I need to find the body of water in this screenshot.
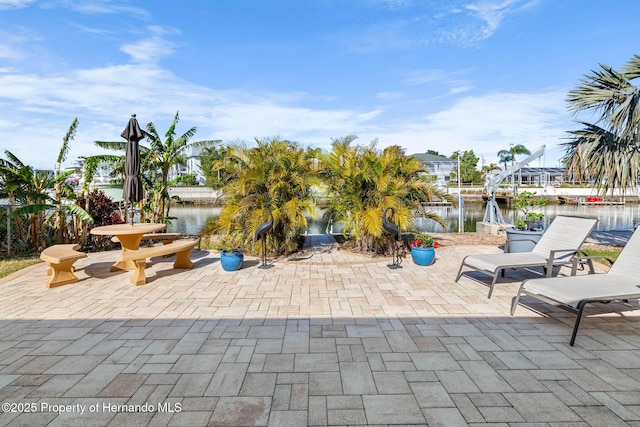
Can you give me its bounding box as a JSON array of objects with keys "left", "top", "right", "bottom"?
[
  {"left": 417, "top": 202, "right": 637, "bottom": 233},
  {"left": 167, "top": 202, "right": 639, "bottom": 236},
  {"left": 166, "top": 206, "right": 221, "bottom": 235}
]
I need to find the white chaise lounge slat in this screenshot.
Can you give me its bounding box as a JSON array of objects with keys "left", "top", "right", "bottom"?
[
  {"left": 512, "top": 226, "right": 640, "bottom": 346},
  {"left": 455, "top": 216, "right": 598, "bottom": 298}
]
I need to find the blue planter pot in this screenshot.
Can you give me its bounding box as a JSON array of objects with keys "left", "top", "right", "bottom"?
[
  {"left": 220, "top": 251, "right": 244, "bottom": 271},
  {"left": 410, "top": 246, "right": 436, "bottom": 266}
]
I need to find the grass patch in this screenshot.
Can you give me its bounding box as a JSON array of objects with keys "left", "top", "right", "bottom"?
[
  {"left": 0, "top": 256, "right": 41, "bottom": 279},
  {"left": 580, "top": 246, "right": 622, "bottom": 267}
]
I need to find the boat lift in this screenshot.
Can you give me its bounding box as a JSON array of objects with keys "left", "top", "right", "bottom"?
[{"left": 483, "top": 145, "right": 546, "bottom": 225}]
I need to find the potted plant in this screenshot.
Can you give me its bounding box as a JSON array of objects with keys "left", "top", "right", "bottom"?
[
  {"left": 409, "top": 233, "right": 439, "bottom": 266},
  {"left": 212, "top": 236, "right": 245, "bottom": 271},
  {"left": 219, "top": 247, "right": 244, "bottom": 271},
  {"left": 506, "top": 191, "right": 548, "bottom": 253}
]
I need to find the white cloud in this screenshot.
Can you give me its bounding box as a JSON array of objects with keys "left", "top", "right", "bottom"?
[
  {"left": 0, "top": 47, "right": 572, "bottom": 170},
  {"left": 0, "top": 59, "right": 386, "bottom": 167},
  {"left": 404, "top": 69, "right": 446, "bottom": 85},
  {"left": 120, "top": 37, "right": 174, "bottom": 64},
  {"left": 0, "top": 28, "right": 38, "bottom": 60},
  {"left": 403, "top": 68, "right": 474, "bottom": 99},
  {"left": 0, "top": 0, "right": 34, "bottom": 9},
  {"left": 120, "top": 26, "right": 179, "bottom": 63},
  {"left": 0, "top": 2, "right": 567, "bottom": 171},
  {"left": 52, "top": 0, "right": 148, "bottom": 17},
  {"left": 465, "top": 0, "right": 523, "bottom": 40},
  {"left": 343, "top": 0, "right": 536, "bottom": 51},
  {"left": 376, "top": 91, "right": 405, "bottom": 100},
  {"left": 448, "top": 85, "right": 474, "bottom": 95},
  {"left": 355, "top": 90, "right": 571, "bottom": 166}
]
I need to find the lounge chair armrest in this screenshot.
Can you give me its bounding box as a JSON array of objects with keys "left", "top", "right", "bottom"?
[
  {"left": 574, "top": 253, "right": 615, "bottom": 264},
  {"left": 544, "top": 248, "right": 579, "bottom": 277},
  {"left": 548, "top": 248, "right": 579, "bottom": 261},
  {"left": 570, "top": 254, "right": 615, "bottom": 275}
]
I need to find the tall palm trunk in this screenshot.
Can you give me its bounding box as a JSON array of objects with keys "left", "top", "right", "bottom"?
[
  {"left": 27, "top": 195, "right": 38, "bottom": 251},
  {"left": 55, "top": 182, "right": 65, "bottom": 243},
  {"left": 6, "top": 192, "right": 25, "bottom": 244}
]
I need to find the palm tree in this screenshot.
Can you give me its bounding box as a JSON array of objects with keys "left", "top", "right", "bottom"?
[
  {"left": 206, "top": 137, "right": 316, "bottom": 256},
  {"left": 497, "top": 151, "right": 512, "bottom": 171},
  {"left": 1, "top": 151, "right": 91, "bottom": 251},
  {"left": 54, "top": 118, "right": 78, "bottom": 243},
  {"left": 320, "top": 136, "right": 446, "bottom": 253},
  {"left": 563, "top": 54, "right": 640, "bottom": 194},
  {"left": 200, "top": 145, "right": 232, "bottom": 189},
  {"left": 95, "top": 111, "right": 219, "bottom": 223},
  {"left": 497, "top": 144, "right": 530, "bottom": 187},
  {"left": 0, "top": 154, "right": 33, "bottom": 249},
  {"left": 481, "top": 163, "right": 501, "bottom": 176},
  {"left": 145, "top": 111, "right": 220, "bottom": 222},
  {"left": 0, "top": 120, "right": 93, "bottom": 252}
]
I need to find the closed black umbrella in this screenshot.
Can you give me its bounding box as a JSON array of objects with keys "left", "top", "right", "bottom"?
[{"left": 122, "top": 114, "right": 144, "bottom": 224}]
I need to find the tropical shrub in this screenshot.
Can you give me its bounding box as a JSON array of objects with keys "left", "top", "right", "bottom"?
[
  {"left": 319, "top": 135, "right": 447, "bottom": 253},
  {"left": 1, "top": 147, "right": 91, "bottom": 252},
  {"left": 76, "top": 189, "right": 123, "bottom": 227},
  {"left": 203, "top": 137, "right": 317, "bottom": 256}
]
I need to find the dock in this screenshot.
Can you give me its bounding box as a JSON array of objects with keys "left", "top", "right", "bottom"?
[
  {"left": 558, "top": 195, "right": 626, "bottom": 205},
  {"left": 578, "top": 196, "right": 625, "bottom": 205},
  {"left": 557, "top": 195, "right": 577, "bottom": 204},
  {"left": 421, "top": 201, "right": 453, "bottom": 207},
  {"left": 578, "top": 199, "right": 625, "bottom": 205}
]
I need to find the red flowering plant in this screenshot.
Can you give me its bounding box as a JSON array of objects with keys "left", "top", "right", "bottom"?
[{"left": 410, "top": 233, "right": 438, "bottom": 249}]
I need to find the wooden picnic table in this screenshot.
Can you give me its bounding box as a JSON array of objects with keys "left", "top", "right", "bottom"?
[{"left": 90, "top": 223, "right": 166, "bottom": 271}]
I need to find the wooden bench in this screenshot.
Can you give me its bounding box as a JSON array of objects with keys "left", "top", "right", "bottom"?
[
  {"left": 40, "top": 244, "right": 87, "bottom": 288},
  {"left": 111, "top": 232, "right": 182, "bottom": 245},
  {"left": 120, "top": 239, "right": 199, "bottom": 285}
]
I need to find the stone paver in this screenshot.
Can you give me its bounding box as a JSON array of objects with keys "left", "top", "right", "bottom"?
[{"left": 0, "top": 241, "right": 639, "bottom": 425}]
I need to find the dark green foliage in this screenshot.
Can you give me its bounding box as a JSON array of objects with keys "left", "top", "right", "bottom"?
[
  {"left": 450, "top": 150, "right": 482, "bottom": 184},
  {"left": 0, "top": 205, "right": 28, "bottom": 256},
  {"left": 200, "top": 145, "right": 230, "bottom": 189},
  {"left": 512, "top": 191, "right": 547, "bottom": 230},
  {"left": 76, "top": 189, "right": 123, "bottom": 227}
]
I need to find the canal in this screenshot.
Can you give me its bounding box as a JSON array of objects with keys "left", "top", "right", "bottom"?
[{"left": 167, "top": 202, "right": 639, "bottom": 236}]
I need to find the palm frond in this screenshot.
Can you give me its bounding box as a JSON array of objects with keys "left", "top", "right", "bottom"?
[
  {"left": 4, "top": 150, "right": 25, "bottom": 168},
  {"left": 561, "top": 122, "right": 640, "bottom": 195},
  {"left": 567, "top": 63, "right": 640, "bottom": 141},
  {"left": 621, "top": 54, "right": 640, "bottom": 80},
  {"left": 62, "top": 201, "right": 94, "bottom": 223},
  {"left": 57, "top": 118, "right": 78, "bottom": 166},
  {"left": 95, "top": 141, "right": 128, "bottom": 151},
  {"left": 10, "top": 203, "right": 53, "bottom": 217}
]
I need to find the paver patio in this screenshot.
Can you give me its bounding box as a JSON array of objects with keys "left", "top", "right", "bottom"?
[{"left": 1, "top": 239, "right": 640, "bottom": 426}]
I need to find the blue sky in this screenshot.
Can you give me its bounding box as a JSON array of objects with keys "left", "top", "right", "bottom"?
[{"left": 1, "top": 0, "right": 639, "bottom": 171}]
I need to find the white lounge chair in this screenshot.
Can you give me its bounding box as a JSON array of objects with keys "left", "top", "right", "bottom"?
[
  {"left": 511, "top": 226, "right": 640, "bottom": 346},
  {"left": 455, "top": 216, "right": 598, "bottom": 298}
]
